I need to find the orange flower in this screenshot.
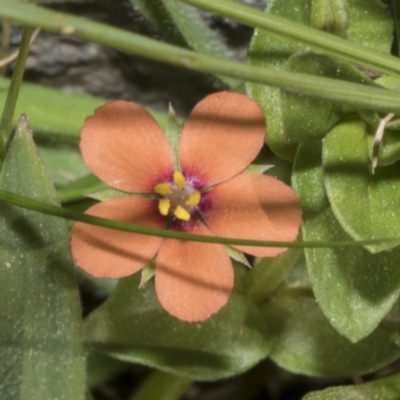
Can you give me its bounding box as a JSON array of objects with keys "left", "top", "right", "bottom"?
[{"left": 71, "top": 91, "right": 302, "bottom": 322}]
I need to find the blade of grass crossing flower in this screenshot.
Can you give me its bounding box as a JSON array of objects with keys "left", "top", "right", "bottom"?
[
  {"left": 0, "top": 116, "right": 85, "bottom": 399},
  {"left": 0, "top": 188, "right": 399, "bottom": 249},
  {"left": 2, "top": 1, "right": 400, "bottom": 113}
]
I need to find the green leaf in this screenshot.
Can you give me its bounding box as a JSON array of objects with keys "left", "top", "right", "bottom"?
[
  {"left": 303, "top": 372, "right": 400, "bottom": 399},
  {"left": 84, "top": 274, "right": 272, "bottom": 381},
  {"left": 0, "top": 117, "right": 85, "bottom": 399},
  {"left": 263, "top": 291, "right": 400, "bottom": 377},
  {"left": 322, "top": 119, "right": 400, "bottom": 253},
  {"left": 246, "top": 0, "right": 390, "bottom": 158},
  {"left": 346, "top": 0, "right": 393, "bottom": 53},
  {"left": 293, "top": 140, "right": 400, "bottom": 342},
  {"left": 282, "top": 50, "right": 377, "bottom": 143}
]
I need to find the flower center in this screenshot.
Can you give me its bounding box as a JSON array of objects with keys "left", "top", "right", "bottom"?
[{"left": 154, "top": 171, "right": 201, "bottom": 222}]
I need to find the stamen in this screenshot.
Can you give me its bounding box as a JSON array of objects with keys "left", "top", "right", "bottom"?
[
  {"left": 173, "top": 171, "right": 187, "bottom": 190},
  {"left": 185, "top": 190, "right": 201, "bottom": 207},
  {"left": 154, "top": 171, "right": 202, "bottom": 222},
  {"left": 174, "top": 206, "right": 190, "bottom": 221},
  {"left": 154, "top": 183, "right": 173, "bottom": 195},
  {"left": 158, "top": 199, "right": 171, "bottom": 216}
]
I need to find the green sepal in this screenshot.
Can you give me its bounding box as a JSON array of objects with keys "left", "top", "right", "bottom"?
[
  {"left": 225, "top": 245, "right": 251, "bottom": 268},
  {"left": 139, "top": 259, "right": 156, "bottom": 288},
  {"left": 166, "top": 103, "right": 182, "bottom": 172}
]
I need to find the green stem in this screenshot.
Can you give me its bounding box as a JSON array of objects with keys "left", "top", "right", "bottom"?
[
  {"left": 0, "top": 189, "right": 398, "bottom": 248},
  {"left": 128, "top": 370, "right": 191, "bottom": 400},
  {"left": 2, "top": 1, "right": 400, "bottom": 112},
  {"left": 0, "top": 24, "right": 34, "bottom": 166}
]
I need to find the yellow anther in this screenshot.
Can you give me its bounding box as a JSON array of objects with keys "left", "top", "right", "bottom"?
[
  {"left": 173, "top": 171, "right": 187, "bottom": 190},
  {"left": 185, "top": 190, "right": 201, "bottom": 207},
  {"left": 158, "top": 199, "right": 171, "bottom": 216},
  {"left": 154, "top": 183, "right": 173, "bottom": 195},
  {"left": 174, "top": 206, "right": 190, "bottom": 221}
]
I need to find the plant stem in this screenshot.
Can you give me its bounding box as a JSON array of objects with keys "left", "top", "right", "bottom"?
[{"left": 128, "top": 370, "right": 191, "bottom": 400}]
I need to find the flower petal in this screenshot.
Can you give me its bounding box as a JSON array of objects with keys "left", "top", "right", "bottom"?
[
  {"left": 180, "top": 92, "right": 265, "bottom": 186},
  {"left": 203, "top": 174, "right": 302, "bottom": 257},
  {"left": 71, "top": 197, "right": 164, "bottom": 278},
  {"left": 155, "top": 223, "right": 234, "bottom": 322},
  {"left": 80, "top": 101, "right": 174, "bottom": 193}
]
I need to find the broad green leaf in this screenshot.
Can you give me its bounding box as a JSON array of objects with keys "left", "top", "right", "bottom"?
[
  {"left": 293, "top": 141, "right": 400, "bottom": 342},
  {"left": 346, "top": 0, "right": 393, "bottom": 53},
  {"left": 323, "top": 119, "right": 400, "bottom": 253},
  {"left": 0, "top": 117, "right": 85, "bottom": 399},
  {"left": 303, "top": 372, "right": 400, "bottom": 399},
  {"left": 84, "top": 274, "right": 272, "bottom": 381},
  {"left": 282, "top": 50, "right": 377, "bottom": 142},
  {"left": 263, "top": 291, "right": 400, "bottom": 377}
]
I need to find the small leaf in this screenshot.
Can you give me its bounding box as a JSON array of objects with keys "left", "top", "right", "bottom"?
[
  {"left": 293, "top": 140, "right": 400, "bottom": 342},
  {"left": 323, "top": 119, "right": 400, "bottom": 253},
  {"left": 84, "top": 273, "right": 272, "bottom": 381},
  {"left": 0, "top": 116, "right": 85, "bottom": 399},
  {"left": 263, "top": 292, "right": 400, "bottom": 377},
  {"left": 303, "top": 372, "right": 400, "bottom": 399},
  {"left": 282, "top": 50, "right": 377, "bottom": 143}
]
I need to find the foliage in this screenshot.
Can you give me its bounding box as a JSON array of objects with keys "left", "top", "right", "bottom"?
[{"left": 0, "top": 0, "right": 400, "bottom": 399}]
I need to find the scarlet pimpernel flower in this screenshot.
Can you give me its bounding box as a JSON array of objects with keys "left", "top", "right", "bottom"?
[{"left": 71, "top": 91, "right": 302, "bottom": 322}]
